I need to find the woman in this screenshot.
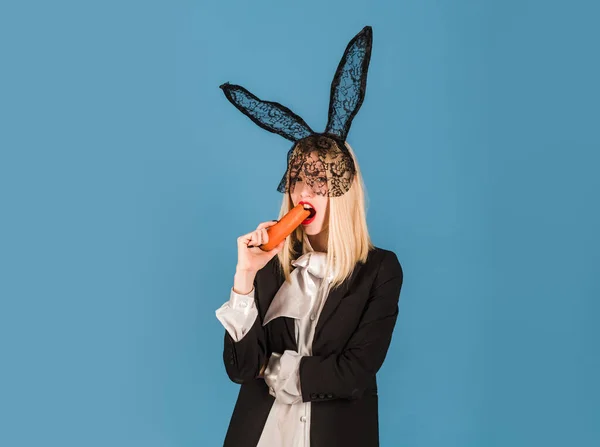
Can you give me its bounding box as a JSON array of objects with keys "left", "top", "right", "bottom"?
[{"left": 215, "top": 27, "right": 404, "bottom": 446}]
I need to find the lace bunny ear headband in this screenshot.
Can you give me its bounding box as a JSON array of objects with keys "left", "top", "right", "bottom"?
[{"left": 219, "top": 26, "right": 373, "bottom": 197}]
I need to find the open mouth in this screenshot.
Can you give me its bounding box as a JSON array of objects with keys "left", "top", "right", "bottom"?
[
  {"left": 300, "top": 202, "right": 317, "bottom": 224},
  {"left": 303, "top": 204, "right": 317, "bottom": 219}
]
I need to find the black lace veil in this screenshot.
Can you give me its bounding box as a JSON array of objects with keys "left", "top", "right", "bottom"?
[{"left": 219, "top": 26, "right": 373, "bottom": 197}]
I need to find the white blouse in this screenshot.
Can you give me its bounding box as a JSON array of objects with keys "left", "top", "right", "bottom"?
[{"left": 215, "top": 249, "right": 334, "bottom": 447}]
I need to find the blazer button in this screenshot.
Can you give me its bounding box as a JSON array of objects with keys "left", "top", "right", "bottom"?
[
  {"left": 310, "top": 393, "right": 317, "bottom": 399},
  {"left": 326, "top": 394, "right": 333, "bottom": 398},
  {"left": 318, "top": 393, "right": 325, "bottom": 399}
]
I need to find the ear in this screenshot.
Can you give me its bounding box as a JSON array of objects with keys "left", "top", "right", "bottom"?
[
  {"left": 220, "top": 83, "right": 314, "bottom": 142},
  {"left": 324, "top": 26, "right": 373, "bottom": 141}
]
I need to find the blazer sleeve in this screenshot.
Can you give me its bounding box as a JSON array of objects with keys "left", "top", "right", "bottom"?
[
  {"left": 222, "top": 274, "right": 269, "bottom": 384},
  {"left": 298, "top": 250, "right": 404, "bottom": 401}
]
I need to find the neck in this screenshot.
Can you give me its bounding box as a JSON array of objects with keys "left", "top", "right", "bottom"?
[{"left": 307, "top": 228, "right": 329, "bottom": 253}]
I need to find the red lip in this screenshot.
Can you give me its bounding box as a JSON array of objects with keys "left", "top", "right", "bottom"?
[{"left": 299, "top": 201, "right": 317, "bottom": 224}]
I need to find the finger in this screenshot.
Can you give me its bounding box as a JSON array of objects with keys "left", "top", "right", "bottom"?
[
  {"left": 239, "top": 234, "right": 252, "bottom": 246},
  {"left": 244, "top": 234, "right": 255, "bottom": 248},
  {"left": 261, "top": 228, "right": 269, "bottom": 245},
  {"left": 257, "top": 220, "right": 278, "bottom": 230},
  {"left": 255, "top": 230, "right": 263, "bottom": 246},
  {"left": 247, "top": 233, "right": 261, "bottom": 249}
]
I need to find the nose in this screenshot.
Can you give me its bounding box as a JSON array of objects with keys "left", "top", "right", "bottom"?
[{"left": 298, "top": 180, "right": 314, "bottom": 198}]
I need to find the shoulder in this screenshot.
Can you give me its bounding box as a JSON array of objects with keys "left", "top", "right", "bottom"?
[{"left": 370, "top": 246, "right": 403, "bottom": 283}]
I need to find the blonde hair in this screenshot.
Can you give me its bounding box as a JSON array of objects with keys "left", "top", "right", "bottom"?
[{"left": 275, "top": 142, "right": 374, "bottom": 290}]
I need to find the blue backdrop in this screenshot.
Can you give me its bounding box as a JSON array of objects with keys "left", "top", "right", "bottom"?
[{"left": 1, "top": 0, "right": 599, "bottom": 446}]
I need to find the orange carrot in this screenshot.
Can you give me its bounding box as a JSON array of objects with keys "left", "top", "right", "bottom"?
[{"left": 260, "top": 203, "right": 311, "bottom": 251}]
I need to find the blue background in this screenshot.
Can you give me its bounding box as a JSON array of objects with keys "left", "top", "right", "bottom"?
[{"left": 1, "top": 0, "right": 599, "bottom": 446}]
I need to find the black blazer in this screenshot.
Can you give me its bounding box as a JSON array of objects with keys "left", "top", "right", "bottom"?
[{"left": 222, "top": 246, "right": 403, "bottom": 447}]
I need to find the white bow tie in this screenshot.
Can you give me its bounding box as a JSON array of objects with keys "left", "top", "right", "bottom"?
[{"left": 263, "top": 252, "right": 331, "bottom": 326}]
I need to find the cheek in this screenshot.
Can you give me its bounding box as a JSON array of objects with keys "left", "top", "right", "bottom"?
[{"left": 319, "top": 203, "right": 329, "bottom": 222}]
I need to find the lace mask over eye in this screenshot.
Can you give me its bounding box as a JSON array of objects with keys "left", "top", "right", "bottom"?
[
  {"left": 277, "top": 135, "right": 356, "bottom": 197},
  {"left": 220, "top": 26, "right": 371, "bottom": 198}
]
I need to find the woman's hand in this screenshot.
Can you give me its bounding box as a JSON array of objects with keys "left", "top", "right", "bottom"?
[{"left": 236, "top": 221, "right": 285, "bottom": 273}]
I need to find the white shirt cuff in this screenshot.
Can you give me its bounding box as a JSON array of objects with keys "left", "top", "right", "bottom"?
[
  {"left": 215, "top": 287, "right": 258, "bottom": 342},
  {"left": 263, "top": 350, "right": 303, "bottom": 404}
]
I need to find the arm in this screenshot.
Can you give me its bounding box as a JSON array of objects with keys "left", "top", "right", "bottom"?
[
  {"left": 221, "top": 269, "right": 269, "bottom": 384},
  {"left": 298, "top": 250, "right": 403, "bottom": 401}
]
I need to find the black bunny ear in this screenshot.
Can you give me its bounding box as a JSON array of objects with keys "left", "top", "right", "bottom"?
[
  {"left": 324, "top": 26, "right": 373, "bottom": 141},
  {"left": 219, "top": 83, "right": 314, "bottom": 142}
]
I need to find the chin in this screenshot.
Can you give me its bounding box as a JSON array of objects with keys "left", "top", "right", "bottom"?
[
  {"left": 303, "top": 223, "right": 324, "bottom": 235},
  {"left": 302, "top": 227, "right": 316, "bottom": 235}
]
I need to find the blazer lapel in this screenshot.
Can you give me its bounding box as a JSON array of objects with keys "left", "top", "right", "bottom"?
[
  {"left": 267, "top": 242, "right": 368, "bottom": 348},
  {"left": 314, "top": 260, "right": 365, "bottom": 342},
  {"left": 268, "top": 257, "right": 297, "bottom": 349}
]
